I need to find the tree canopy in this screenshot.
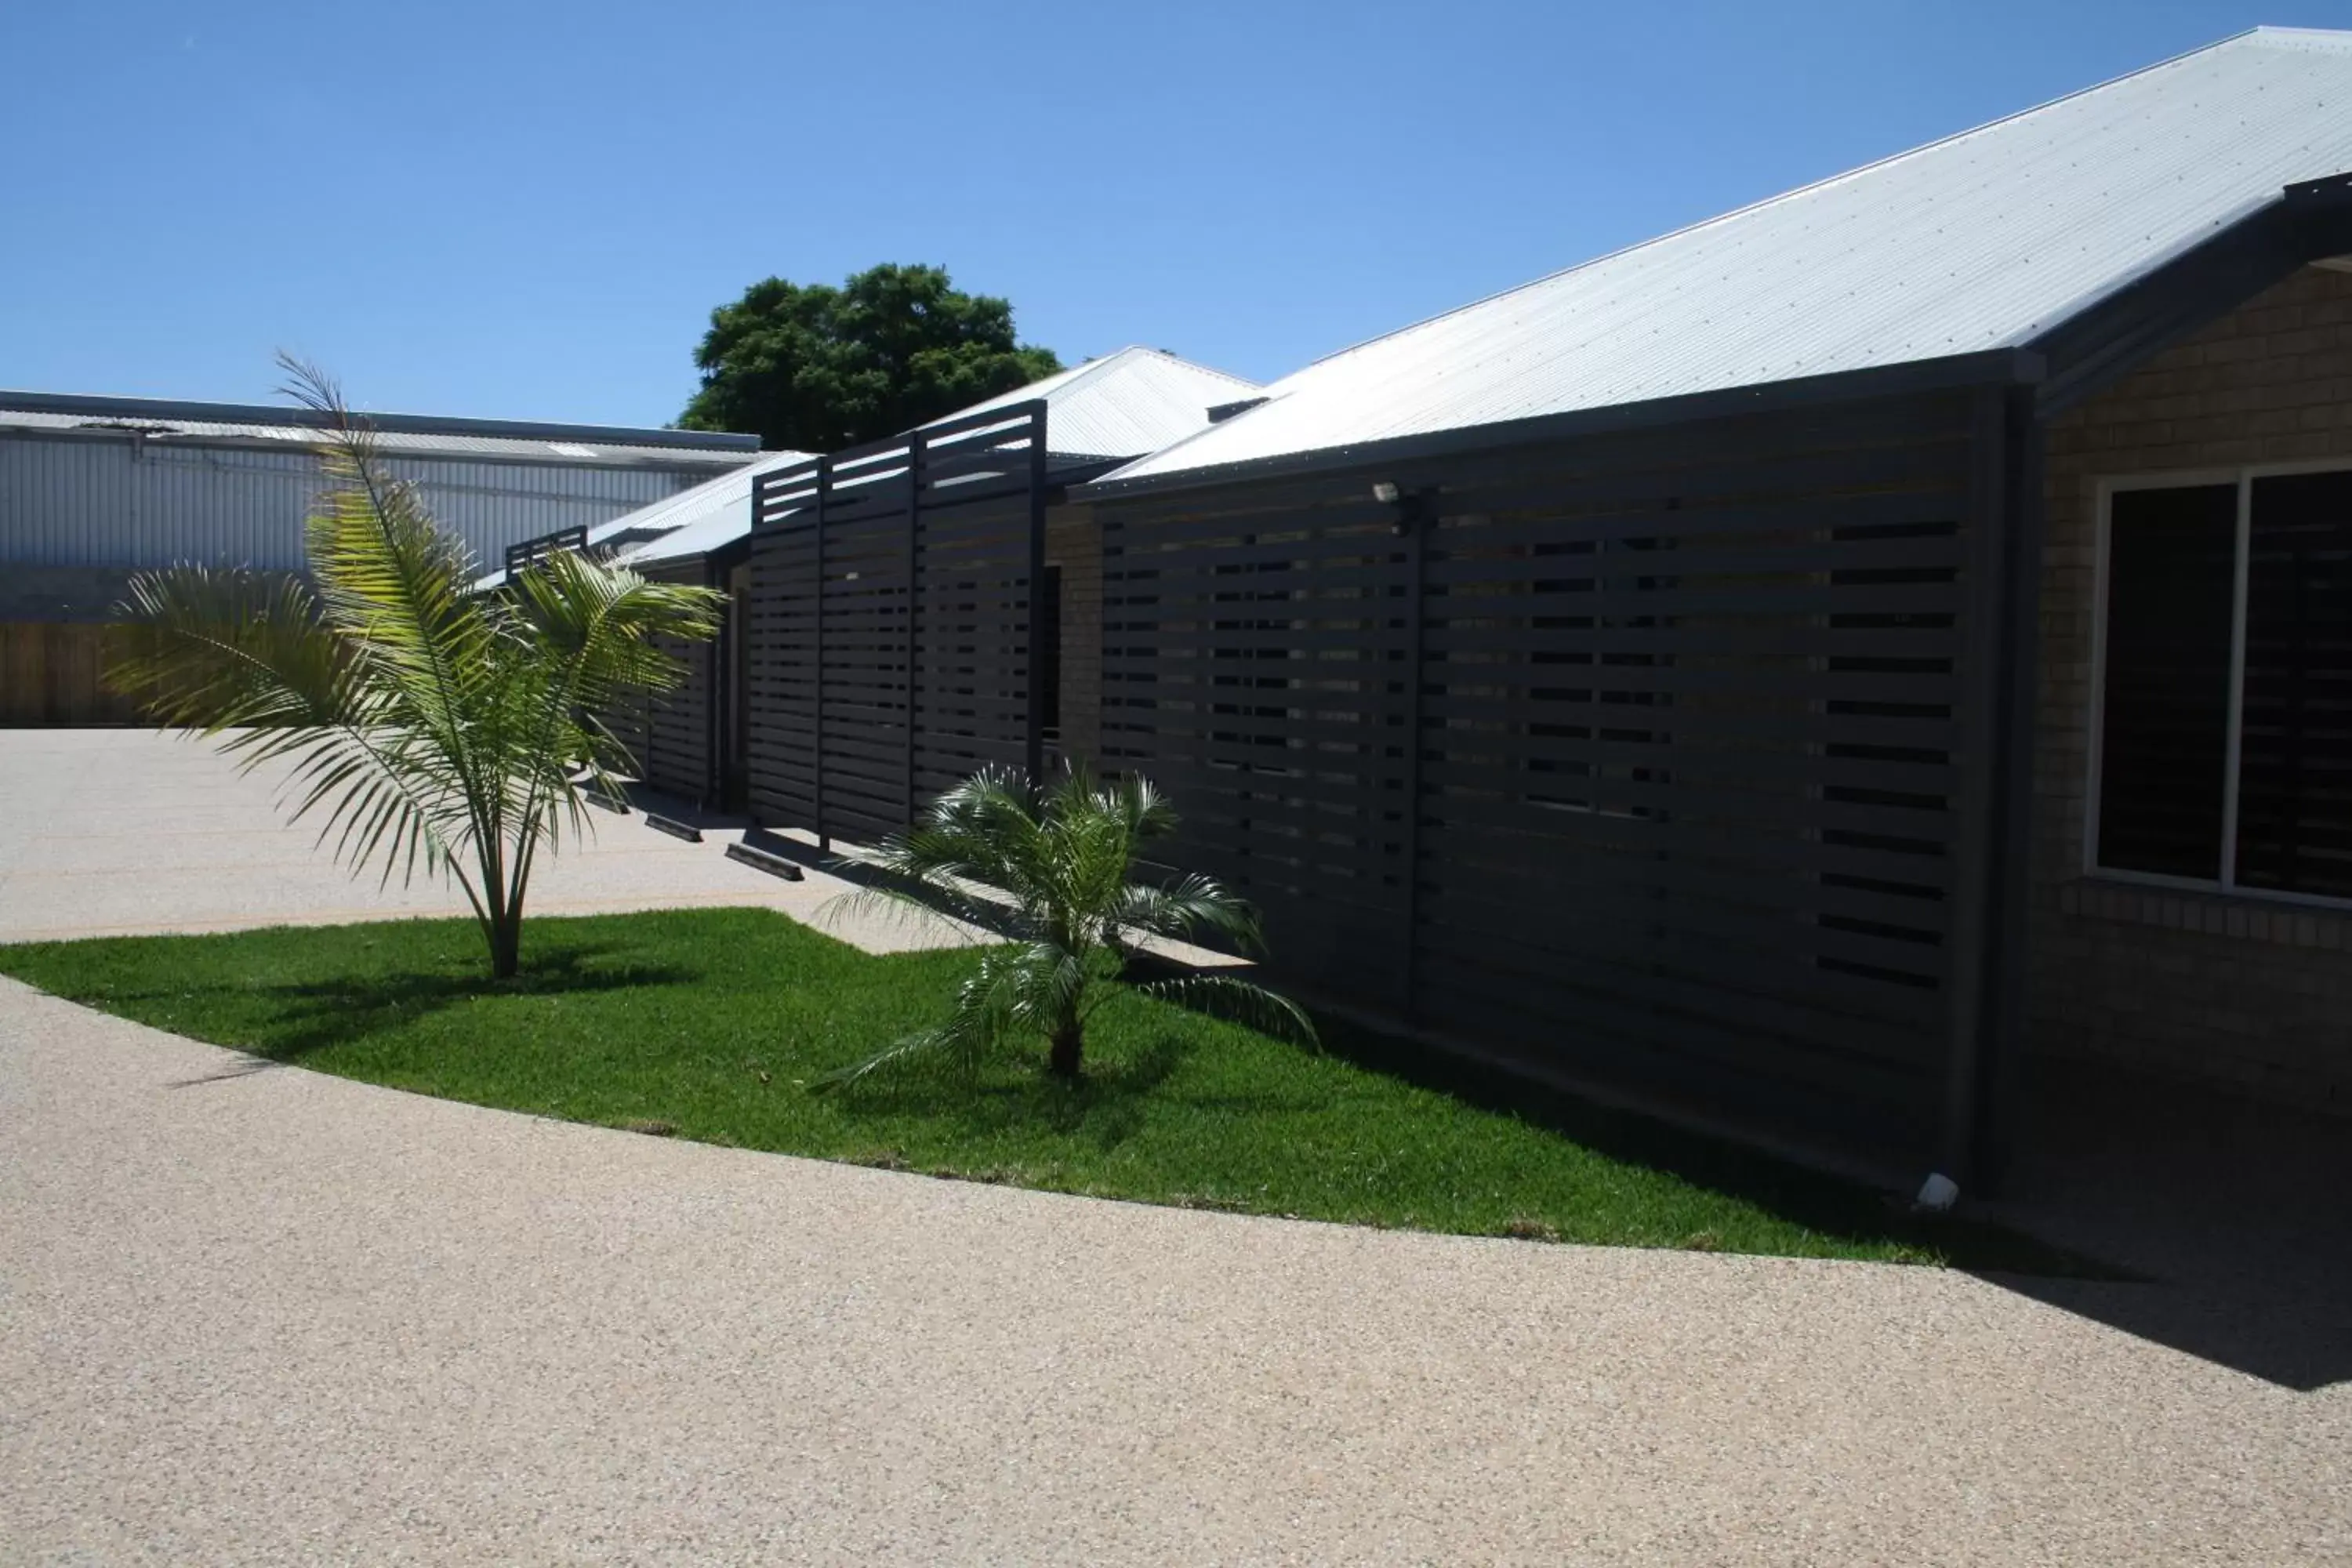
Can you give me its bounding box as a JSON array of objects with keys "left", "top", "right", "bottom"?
[{"left": 677, "top": 263, "right": 1062, "bottom": 452}]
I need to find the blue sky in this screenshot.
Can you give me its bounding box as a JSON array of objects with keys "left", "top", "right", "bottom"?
[{"left": 5, "top": 1, "right": 2350, "bottom": 431}]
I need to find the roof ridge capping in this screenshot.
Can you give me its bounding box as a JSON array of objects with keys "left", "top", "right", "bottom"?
[
  {"left": 2245, "top": 24, "right": 2352, "bottom": 51},
  {"left": 1040, "top": 345, "right": 1264, "bottom": 400}
]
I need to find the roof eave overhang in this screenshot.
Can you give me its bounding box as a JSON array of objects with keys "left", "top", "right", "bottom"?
[
  {"left": 2031, "top": 172, "right": 2352, "bottom": 417},
  {"left": 1073, "top": 347, "right": 2046, "bottom": 506}
]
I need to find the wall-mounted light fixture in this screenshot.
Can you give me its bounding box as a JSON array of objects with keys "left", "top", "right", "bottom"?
[{"left": 1370, "top": 481, "right": 1400, "bottom": 503}]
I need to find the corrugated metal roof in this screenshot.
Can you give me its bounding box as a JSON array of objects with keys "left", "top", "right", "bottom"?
[
  {"left": 604, "top": 448, "right": 817, "bottom": 568},
  {"left": 0, "top": 393, "right": 757, "bottom": 470},
  {"left": 597, "top": 350, "right": 1258, "bottom": 570},
  {"left": 938, "top": 347, "right": 1261, "bottom": 459},
  {"left": 1103, "top": 26, "right": 2352, "bottom": 488},
  {"left": 463, "top": 447, "right": 813, "bottom": 588},
  {"left": 8, "top": 435, "right": 715, "bottom": 578}
]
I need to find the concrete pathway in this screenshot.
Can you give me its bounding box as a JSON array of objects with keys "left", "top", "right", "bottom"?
[
  {"left": 3, "top": 980, "right": 2347, "bottom": 1566},
  {"left": 0, "top": 729, "right": 951, "bottom": 953}
]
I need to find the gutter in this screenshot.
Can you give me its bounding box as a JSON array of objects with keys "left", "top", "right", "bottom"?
[
  {"left": 1073, "top": 347, "right": 2046, "bottom": 505},
  {"left": 0, "top": 388, "right": 758, "bottom": 453},
  {"left": 0, "top": 421, "right": 757, "bottom": 474}
]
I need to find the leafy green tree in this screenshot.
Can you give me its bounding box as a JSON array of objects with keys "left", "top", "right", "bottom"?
[
  {"left": 818, "top": 765, "right": 1316, "bottom": 1087},
  {"left": 678, "top": 263, "right": 1062, "bottom": 451},
  {"left": 106, "top": 360, "right": 724, "bottom": 981}
]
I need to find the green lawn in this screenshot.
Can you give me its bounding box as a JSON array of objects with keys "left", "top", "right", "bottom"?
[{"left": 0, "top": 907, "right": 2082, "bottom": 1269}]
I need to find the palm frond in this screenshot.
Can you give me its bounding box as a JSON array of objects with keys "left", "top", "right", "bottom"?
[
  {"left": 1134, "top": 973, "right": 1320, "bottom": 1049},
  {"left": 812, "top": 880, "right": 1002, "bottom": 948},
  {"left": 498, "top": 550, "right": 724, "bottom": 913},
  {"left": 106, "top": 567, "right": 354, "bottom": 733},
  {"left": 811, "top": 944, "right": 1029, "bottom": 1090},
  {"left": 834, "top": 760, "right": 1316, "bottom": 1089},
  {"left": 1111, "top": 872, "right": 1265, "bottom": 954},
  {"left": 100, "top": 357, "right": 720, "bottom": 978}
]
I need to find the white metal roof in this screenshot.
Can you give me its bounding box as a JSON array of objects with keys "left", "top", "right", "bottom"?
[
  {"left": 459, "top": 447, "right": 814, "bottom": 589},
  {"left": 1103, "top": 27, "right": 2352, "bottom": 488},
  {"left": 591, "top": 448, "right": 815, "bottom": 562},
  {"left": 601, "top": 349, "right": 1257, "bottom": 570},
  {"left": 939, "top": 346, "right": 1261, "bottom": 459},
  {"left": 615, "top": 448, "right": 818, "bottom": 568}
]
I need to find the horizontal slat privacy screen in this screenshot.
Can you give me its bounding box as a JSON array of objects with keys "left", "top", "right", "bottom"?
[
  {"left": 1096, "top": 392, "right": 1994, "bottom": 1162},
  {"left": 638, "top": 557, "right": 718, "bottom": 804},
  {"left": 504, "top": 524, "right": 589, "bottom": 577},
  {"left": 746, "top": 403, "right": 1050, "bottom": 844}
]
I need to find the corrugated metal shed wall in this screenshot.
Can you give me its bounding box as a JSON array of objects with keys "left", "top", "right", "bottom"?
[{"left": 0, "top": 433, "right": 711, "bottom": 574}]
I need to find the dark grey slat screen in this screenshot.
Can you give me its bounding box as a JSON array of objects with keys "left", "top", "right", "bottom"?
[
  {"left": 746, "top": 405, "right": 1048, "bottom": 844},
  {"left": 1097, "top": 391, "right": 1998, "bottom": 1161}
]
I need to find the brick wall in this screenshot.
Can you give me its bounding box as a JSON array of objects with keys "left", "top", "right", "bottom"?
[
  {"left": 1044, "top": 503, "right": 1102, "bottom": 766},
  {"left": 2029, "top": 263, "right": 2352, "bottom": 1110}
]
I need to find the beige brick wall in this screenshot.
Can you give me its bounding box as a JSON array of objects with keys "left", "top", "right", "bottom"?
[
  {"left": 2029, "top": 263, "right": 2352, "bottom": 1110},
  {"left": 1044, "top": 503, "right": 1102, "bottom": 767}
]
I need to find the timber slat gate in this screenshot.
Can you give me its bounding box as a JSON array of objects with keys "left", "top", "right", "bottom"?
[
  {"left": 745, "top": 403, "right": 1051, "bottom": 844},
  {"left": 1089, "top": 387, "right": 2028, "bottom": 1171}
]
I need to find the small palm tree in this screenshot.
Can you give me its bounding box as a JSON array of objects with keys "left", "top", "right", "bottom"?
[
  {"left": 106, "top": 359, "right": 723, "bottom": 980},
  {"left": 818, "top": 764, "right": 1316, "bottom": 1087}
]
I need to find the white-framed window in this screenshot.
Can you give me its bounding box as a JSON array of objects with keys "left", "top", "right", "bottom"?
[{"left": 2088, "top": 460, "right": 2352, "bottom": 905}]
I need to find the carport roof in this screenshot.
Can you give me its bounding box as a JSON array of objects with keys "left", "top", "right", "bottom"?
[{"left": 1092, "top": 27, "right": 2352, "bottom": 493}]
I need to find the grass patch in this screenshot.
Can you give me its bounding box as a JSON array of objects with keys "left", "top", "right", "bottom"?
[{"left": 0, "top": 907, "right": 2089, "bottom": 1270}]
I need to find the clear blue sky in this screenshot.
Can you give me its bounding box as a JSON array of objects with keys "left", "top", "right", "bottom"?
[{"left": 5, "top": 1, "right": 2349, "bottom": 432}]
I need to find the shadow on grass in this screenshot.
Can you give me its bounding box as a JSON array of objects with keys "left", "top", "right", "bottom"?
[
  {"left": 827, "top": 1032, "right": 1195, "bottom": 1156},
  {"left": 1330, "top": 1014, "right": 2114, "bottom": 1276},
  {"left": 1110, "top": 954, "right": 2113, "bottom": 1278},
  {"left": 173, "top": 944, "right": 704, "bottom": 1069}
]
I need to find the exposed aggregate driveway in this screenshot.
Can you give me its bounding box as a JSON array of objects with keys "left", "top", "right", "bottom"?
[
  {"left": 2, "top": 982, "right": 2347, "bottom": 1566},
  {"left": 1, "top": 729, "right": 2347, "bottom": 1563}
]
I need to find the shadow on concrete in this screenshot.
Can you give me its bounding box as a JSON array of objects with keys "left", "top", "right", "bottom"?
[
  {"left": 1976, "top": 1058, "right": 2352, "bottom": 1391},
  {"left": 167, "top": 1055, "right": 286, "bottom": 1089},
  {"left": 733, "top": 829, "right": 1027, "bottom": 942},
  {"left": 601, "top": 782, "right": 752, "bottom": 835}
]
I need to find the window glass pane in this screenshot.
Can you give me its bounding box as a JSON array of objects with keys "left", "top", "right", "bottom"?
[
  {"left": 2238, "top": 470, "right": 2352, "bottom": 897},
  {"left": 2098, "top": 484, "right": 2236, "bottom": 879}
]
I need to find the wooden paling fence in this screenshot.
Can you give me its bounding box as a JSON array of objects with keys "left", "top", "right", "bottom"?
[{"left": 0, "top": 622, "right": 144, "bottom": 726}]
